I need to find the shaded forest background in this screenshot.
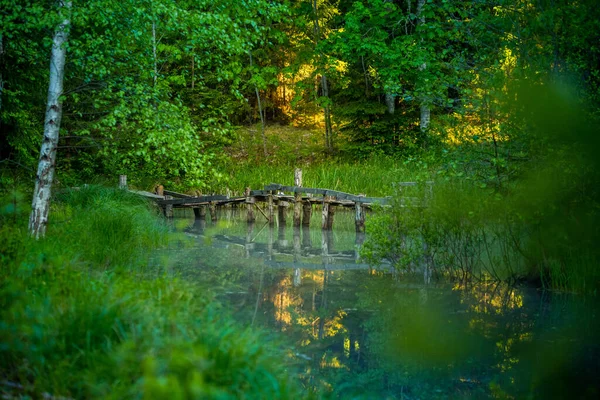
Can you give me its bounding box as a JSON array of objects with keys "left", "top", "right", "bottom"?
[{"left": 2, "top": 0, "right": 598, "bottom": 189}]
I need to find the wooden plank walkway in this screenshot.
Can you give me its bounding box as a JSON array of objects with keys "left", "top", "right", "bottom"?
[{"left": 123, "top": 168, "right": 432, "bottom": 232}]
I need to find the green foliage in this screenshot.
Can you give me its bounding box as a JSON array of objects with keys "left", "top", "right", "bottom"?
[
  {"left": 0, "top": 187, "right": 309, "bottom": 399},
  {"left": 51, "top": 186, "right": 168, "bottom": 266}
]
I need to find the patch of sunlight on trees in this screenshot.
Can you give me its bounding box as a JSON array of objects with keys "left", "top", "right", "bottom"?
[
  {"left": 320, "top": 354, "right": 347, "bottom": 370},
  {"left": 442, "top": 113, "right": 505, "bottom": 145}
]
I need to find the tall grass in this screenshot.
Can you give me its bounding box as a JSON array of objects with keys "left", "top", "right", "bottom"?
[
  {"left": 51, "top": 186, "right": 168, "bottom": 266},
  {"left": 216, "top": 157, "right": 434, "bottom": 197},
  {"left": 0, "top": 186, "right": 310, "bottom": 399}
]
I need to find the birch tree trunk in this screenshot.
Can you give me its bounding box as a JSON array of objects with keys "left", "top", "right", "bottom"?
[
  {"left": 28, "top": 1, "right": 71, "bottom": 238},
  {"left": 416, "top": 0, "right": 430, "bottom": 133}
]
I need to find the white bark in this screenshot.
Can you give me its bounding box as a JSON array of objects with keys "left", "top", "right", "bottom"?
[{"left": 29, "top": 1, "right": 71, "bottom": 238}]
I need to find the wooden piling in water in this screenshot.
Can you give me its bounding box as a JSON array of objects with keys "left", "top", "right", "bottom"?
[
  {"left": 321, "top": 196, "right": 335, "bottom": 229},
  {"left": 293, "top": 169, "right": 302, "bottom": 227},
  {"left": 302, "top": 202, "right": 312, "bottom": 227},
  {"left": 245, "top": 187, "right": 255, "bottom": 223},
  {"left": 355, "top": 202, "right": 365, "bottom": 232},
  {"left": 278, "top": 200, "right": 288, "bottom": 225},
  {"left": 268, "top": 191, "right": 275, "bottom": 224},
  {"left": 327, "top": 203, "right": 335, "bottom": 230},
  {"left": 164, "top": 195, "right": 174, "bottom": 218},
  {"left": 209, "top": 201, "right": 217, "bottom": 222}
]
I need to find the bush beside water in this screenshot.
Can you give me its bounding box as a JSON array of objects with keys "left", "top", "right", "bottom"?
[{"left": 0, "top": 187, "right": 307, "bottom": 399}]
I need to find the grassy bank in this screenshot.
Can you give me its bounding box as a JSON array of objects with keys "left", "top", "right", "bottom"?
[
  {"left": 201, "top": 124, "right": 437, "bottom": 196},
  {"left": 0, "top": 187, "right": 308, "bottom": 399}
]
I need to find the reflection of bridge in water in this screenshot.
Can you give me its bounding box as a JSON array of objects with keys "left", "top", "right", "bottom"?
[{"left": 186, "top": 217, "right": 391, "bottom": 282}]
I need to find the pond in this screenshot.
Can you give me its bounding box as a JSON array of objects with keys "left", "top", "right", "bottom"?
[{"left": 158, "top": 207, "right": 600, "bottom": 399}]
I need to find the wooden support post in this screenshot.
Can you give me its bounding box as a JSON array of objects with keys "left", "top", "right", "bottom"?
[
  {"left": 119, "top": 175, "right": 127, "bottom": 190},
  {"left": 326, "top": 202, "right": 335, "bottom": 230},
  {"left": 355, "top": 202, "right": 365, "bottom": 232},
  {"left": 209, "top": 201, "right": 217, "bottom": 222},
  {"left": 322, "top": 196, "right": 333, "bottom": 229},
  {"left": 164, "top": 195, "right": 173, "bottom": 218},
  {"left": 302, "top": 201, "right": 312, "bottom": 227},
  {"left": 268, "top": 191, "right": 275, "bottom": 224},
  {"left": 245, "top": 187, "right": 255, "bottom": 223},
  {"left": 293, "top": 168, "right": 302, "bottom": 227},
  {"left": 278, "top": 201, "right": 288, "bottom": 225},
  {"left": 199, "top": 205, "right": 207, "bottom": 218}
]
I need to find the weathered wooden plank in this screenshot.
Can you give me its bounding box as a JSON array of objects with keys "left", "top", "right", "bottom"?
[
  {"left": 156, "top": 195, "right": 228, "bottom": 206},
  {"left": 264, "top": 184, "right": 391, "bottom": 204},
  {"left": 164, "top": 189, "right": 195, "bottom": 198}
]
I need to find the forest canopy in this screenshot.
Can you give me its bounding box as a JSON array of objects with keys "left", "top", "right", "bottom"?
[{"left": 1, "top": 0, "right": 598, "bottom": 188}]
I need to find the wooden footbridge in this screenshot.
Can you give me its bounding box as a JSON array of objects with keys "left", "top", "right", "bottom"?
[{"left": 124, "top": 169, "right": 430, "bottom": 232}]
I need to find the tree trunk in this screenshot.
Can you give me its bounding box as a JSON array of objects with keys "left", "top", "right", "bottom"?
[
  {"left": 29, "top": 1, "right": 71, "bottom": 238},
  {"left": 321, "top": 74, "right": 333, "bottom": 152},
  {"left": 313, "top": 0, "right": 333, "bottom": 153},
  {"left": 385, "top": 93, "right": 395, "bottom": 114},
  {"left": 0, "top": 35, "right": 4, "bottom": 112},
  {"left": 249, "top": 51, "right": 268, "bottom": 157},
  {"left": 152, "top": 20, "right": 158, "bottom": 86},
  {"left": 416, "top": 0, "right": 430, "bottom": 133}
]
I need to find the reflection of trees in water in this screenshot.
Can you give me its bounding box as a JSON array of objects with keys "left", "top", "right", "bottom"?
[
  {"left": 351, "top": 277, "right": 600, "bottom": 399},
  {"left": 161, "top": 216, "right": 600, "bottom": 398}
]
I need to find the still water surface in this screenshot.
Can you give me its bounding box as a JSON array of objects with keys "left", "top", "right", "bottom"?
[{"left": 159, "top": 208, "right": 599, "bottom": 399}]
